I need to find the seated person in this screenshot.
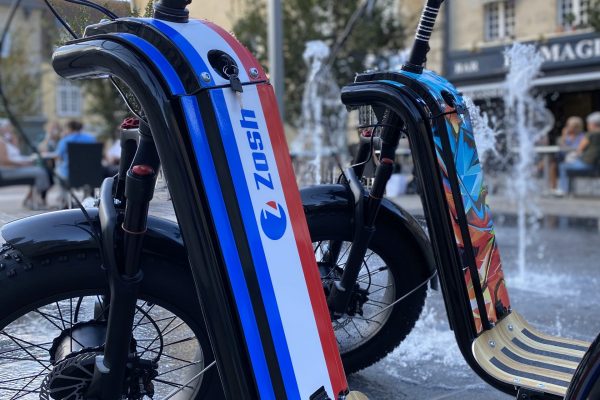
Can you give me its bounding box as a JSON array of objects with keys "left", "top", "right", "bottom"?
[
  {"left": 558, "top": 112, "right": 600, "bottom": 195},
  {"left": 56, "top": 120, "right": 96, "bottom": 183},
  {"left": 550, "top": 116, "right": 585, "bottom": 190},
  {"left": 0, "top": 121, "right": 50, "bottom": 209},
  {"left": 55, "top": 120, "right": 96, "bottom": 207},
  {"left": 104, "top": 135, "right": 121, "bottom": 177}
]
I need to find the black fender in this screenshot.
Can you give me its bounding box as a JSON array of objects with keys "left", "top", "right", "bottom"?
[
  {"left": 301, "top": 184, "right": 438, "bottom": 289},
  {"left": 0, "top": 209, "right": 184, "bottom": 262}
]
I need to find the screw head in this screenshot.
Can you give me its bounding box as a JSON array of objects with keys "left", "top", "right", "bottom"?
[
  {"left": 489, "top": 340, "right": 496, "bottom": 348},
  {"left": 507, "top": 324, "right": 514, "bottom": 331},
  {"left": 201, "top": 72, "right": 211, "bottom": 82},
  {"left": 249, "top": 68, "right": 259, "bottom": 78}
]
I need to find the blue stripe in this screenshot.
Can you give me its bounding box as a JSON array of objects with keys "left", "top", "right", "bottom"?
[
  {"left": 112, "top": 33, "right": 185, "bottom": 95},
  {"left": 113, "top": 32, "right": 275, "bottom": 398},
  {"left": 142, "top": 19, "right": 214, "bottom": 87},
  {"left": 210, "top": 89, "right": 301, "bottom": 400},
  {"left": 180, "top": 96, "right": 276, "bottom": 400}
]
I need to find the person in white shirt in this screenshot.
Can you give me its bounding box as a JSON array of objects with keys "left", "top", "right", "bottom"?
[{"left": 0, "top": 120, "right": 50, "bottom": 209}]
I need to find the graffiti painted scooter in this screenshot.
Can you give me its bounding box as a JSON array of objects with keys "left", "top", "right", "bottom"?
[{"left": 323, "top": 0, "right": 600, "bottom": 398}]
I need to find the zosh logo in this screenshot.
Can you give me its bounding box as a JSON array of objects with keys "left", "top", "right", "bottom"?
[
  {"left": 260, "top": 201, "right": 287, "bottom": 240},
  {"left": 240, "top": 108, "right": 287, "bottom": 240}
]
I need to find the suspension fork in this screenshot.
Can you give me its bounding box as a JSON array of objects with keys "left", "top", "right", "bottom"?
[
  {"left": 323, "top": 111, "right": 388, "bottom": 272},
  {"left": 327, "top": 112, "right": 403, "bottom": 316},
  {"left": 87, "top": 123, "right": 160, "bottom": 400}
]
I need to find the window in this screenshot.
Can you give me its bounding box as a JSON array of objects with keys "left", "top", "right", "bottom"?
[
  {"left": 56, "top": 78, "right": 82, "bottom": 117},
  {"left": 484, "top": 1, "right": 515, "bottom": 41},
  {"left": 559, "top": 0, "right": 590, "bottom": 29}
]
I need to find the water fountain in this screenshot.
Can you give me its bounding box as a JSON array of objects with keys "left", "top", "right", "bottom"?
[
  {"left": 503, "top": 42, "right": 555, "bottom": 279},
  {"left": 464, "top": 96, "right": 501, "bottom": 164},
  {"left": 291, "top": 40, "right": 349, "bottom": 186}
]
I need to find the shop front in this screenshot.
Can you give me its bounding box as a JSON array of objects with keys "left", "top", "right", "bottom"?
[{"left": 445, "top": 31, "right": 600, "bottom": 140}]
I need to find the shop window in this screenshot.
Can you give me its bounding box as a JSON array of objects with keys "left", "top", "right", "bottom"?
[
  {"left": 484, "top": 1, "right": 515, "bottom": 42},
  {"left": 56, "top": 78, "right": 82, "bottom": 117},
  {"left": 559, "top": 0, "right": 590, "bottom": 29}
]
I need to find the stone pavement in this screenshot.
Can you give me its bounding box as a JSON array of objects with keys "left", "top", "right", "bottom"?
[{"left": 0, "top": 184, "right": 598, "bottom": 399}]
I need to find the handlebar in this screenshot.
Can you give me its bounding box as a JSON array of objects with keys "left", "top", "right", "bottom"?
[{"left": 403, "top": 0, "right": 445, "bottom": 73}]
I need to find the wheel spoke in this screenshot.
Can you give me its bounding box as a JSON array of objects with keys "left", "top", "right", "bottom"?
[
  {"left": 0, "top": 293, "right": 207, "bottom": 398},
  {"left": 146, "top": 336, "right": 195, "bottom": 353},
  {"left": 156, "top": 359, "right": 203, "bottom": 377},
  {"left": 137, "top": 315, "right": 177, "bottom": 358},
  {"left": 0, "top": 342, "right": 52, "bottom": 357},
  {"left": 9, "top": 366, "right": 48, "bottom": 400},
  {"left": 0, "top": 331, "right": 52, "bottom": 372},
  {"left": 162, "top": 361, "right": 216, "bottom": 400},
  {"left": 55, "top": 302, "right": 67, "bottom": 330}
]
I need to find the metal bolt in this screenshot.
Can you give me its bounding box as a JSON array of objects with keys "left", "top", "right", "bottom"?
[
  {"left": 489, "top": 340, "right": 496, "bottom": 348},
  {"left": 508, "top": 324, "right": 514, "bottom": 331},
  {"left": 249, "top": 68, "right": 259, "bottom": 78},
  {"left": 201, "top": 72, "right": 211, "bottom": 82}
]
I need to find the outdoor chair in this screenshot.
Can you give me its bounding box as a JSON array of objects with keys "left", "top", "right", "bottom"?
[
  {"left": 64, "top": 142, "right": 104, "bottom": 207},
  {"left": 567, "top": 161, "right": 600, "bottom": 196}
]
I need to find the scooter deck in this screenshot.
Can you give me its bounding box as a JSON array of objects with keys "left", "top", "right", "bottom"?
[{"left": 473, "top": 312, "right": 590, "bottom": 396}]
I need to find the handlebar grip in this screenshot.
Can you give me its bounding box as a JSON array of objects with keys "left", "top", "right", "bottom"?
[
  {"left": 415, "top": 2, "right": 442, "bottom": 43},
  {"left": 404, "top": 0, "right": 445, "bottom": 73}
]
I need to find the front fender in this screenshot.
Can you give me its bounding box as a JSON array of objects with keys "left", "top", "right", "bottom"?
[
  {"left": 301, "top": 184, "right": 437, "bottom": 289},
  {"left": 0, "top": 209, "right": 184, "bottom": 262}
]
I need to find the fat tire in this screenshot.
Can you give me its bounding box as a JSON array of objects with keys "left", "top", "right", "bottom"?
[
  {"left": 306, "top": 208, "right": 428, "bottom": 374},
  {"left": 0, "top": 243, "right": 224, "bottom": 399}
]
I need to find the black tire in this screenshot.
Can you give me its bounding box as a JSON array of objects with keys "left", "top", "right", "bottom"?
[
  {"left": 306, "top": 208, "right": 428, "bottom": 374},
  {"left": 0, "top": 244, "right": 224, "bottom": 399}
]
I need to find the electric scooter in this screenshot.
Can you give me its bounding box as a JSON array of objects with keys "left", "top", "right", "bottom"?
[
  {"left": 0, "top": 0, "right": 351, "bottom": 398},
  {"left": 0, "top": 0, "right": 598, "bottom": 398},
  {"left": 322, "top": 1, "right": 600, "bottom": 399}
]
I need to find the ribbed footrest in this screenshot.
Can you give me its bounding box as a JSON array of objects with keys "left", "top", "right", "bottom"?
[{"left": 472, "top": 312, "right": 590, "bottom": 396}]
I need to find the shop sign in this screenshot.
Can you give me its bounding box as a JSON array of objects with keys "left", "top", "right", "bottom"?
[{"left": 447, "top": 32, "right": 600, "bottom": 81}]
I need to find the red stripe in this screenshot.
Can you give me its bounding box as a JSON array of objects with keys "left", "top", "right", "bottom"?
[
  {"left": 201, "top": 20, "right": 267, "bottom": 82},
  {"left": 257, "top": 84, "right": 348, "bottom": 395}
]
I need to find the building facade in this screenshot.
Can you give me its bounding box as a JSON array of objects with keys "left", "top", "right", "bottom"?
[
  {"left": 131, "top": 0, "right": 245, "bottom": 30},
  {"left": 443, "top": 0, "right": 600, "bottom": 138}
]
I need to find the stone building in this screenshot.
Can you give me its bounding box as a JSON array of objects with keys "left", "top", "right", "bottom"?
[
  {"left": 0, "top": 0, "right": 131, "bottom": 141},
  {"left": 442, "top": 0, "right": 600, "bottom": 138}
]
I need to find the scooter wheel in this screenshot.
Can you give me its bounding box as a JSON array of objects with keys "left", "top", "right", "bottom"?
[
  {"left": 0, "top": 246, "right": 224, "bottom": 399},
  {"left": 307, "top": 208, "right": 428, "bottom": 374}
]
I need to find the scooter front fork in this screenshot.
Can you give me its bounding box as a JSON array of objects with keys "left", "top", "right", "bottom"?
[
  {"left": 87, "top": 124, "right": 160, "bottom": 399},
  {"left": 327, "top": 116, "right": 401, "bottom": 316}
]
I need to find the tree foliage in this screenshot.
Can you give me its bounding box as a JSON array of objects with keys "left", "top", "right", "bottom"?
[
  {"left": 590, "top": 0, "right": 600, "bottom": 31},
  {"left": 0, "top": 29, "right": 40, "bottom": 118},
  {"left": 233, "top": 0, "right": 405, "bottom": 125},
  {"left": 49, "top": 1, "right": 153, "bottom": 139}
]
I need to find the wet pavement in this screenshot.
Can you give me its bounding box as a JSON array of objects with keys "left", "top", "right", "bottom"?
[
  {"left": 349, "top": 220, "right": 600, "bottom": 400},
  {"left": 0, "top": 186, "right": 598, "bottom": 399}
]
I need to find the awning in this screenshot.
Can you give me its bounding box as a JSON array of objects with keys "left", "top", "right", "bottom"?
[{"left": 456, "top": 70, "right": 600, "bottom": 99}]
